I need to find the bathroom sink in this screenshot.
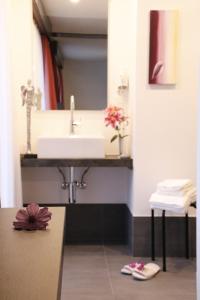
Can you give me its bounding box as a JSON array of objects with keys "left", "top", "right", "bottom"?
[{"left": 37, "top": 135, "right": 105, "bottom": 159}]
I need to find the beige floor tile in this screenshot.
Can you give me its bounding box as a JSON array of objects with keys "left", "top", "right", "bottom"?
[
  {"left": 61, "top": 245, "right": 196, "bottom": 300},
  {"left": 61, "top": 294, "right": 115, "bottom": 300},
  {"left": 62, "top": 270, "right": 112, "bottom": 295}
]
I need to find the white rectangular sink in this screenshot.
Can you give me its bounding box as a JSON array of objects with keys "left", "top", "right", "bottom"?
[{"left": 37, "top": 135, "right": 105, "bottom": 159}]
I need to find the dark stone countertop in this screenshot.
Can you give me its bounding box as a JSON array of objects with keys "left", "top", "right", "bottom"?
[{"left": 20, "top": 155, "right": 133, "bottom": 169}]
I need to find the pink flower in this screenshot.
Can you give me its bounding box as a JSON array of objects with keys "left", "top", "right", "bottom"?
[
  {"left": 105, "top": 106, "right": 128, "bottom": 143},
  {"left": 105, "top": 106, "right": 128, "bottom": 130},
  {"left": 13, "top": 202, "right": 52, "bottom": 230}
]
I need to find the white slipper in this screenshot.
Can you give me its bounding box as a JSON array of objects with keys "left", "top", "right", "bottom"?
[
  {"left": 121, "top": 262, "right": 144, "bottom": 275},
  {"left": 132, "top": 263, "right": 160, "bottom": 280}
]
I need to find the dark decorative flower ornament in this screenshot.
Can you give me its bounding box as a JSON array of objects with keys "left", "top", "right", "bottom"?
[{"left": 13, "top": 202, "right": 52, "bottom": 230}]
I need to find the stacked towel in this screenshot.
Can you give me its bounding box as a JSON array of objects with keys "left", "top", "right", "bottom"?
[{"left": 149, "top": 179, "right": 196, "bottom": 213}]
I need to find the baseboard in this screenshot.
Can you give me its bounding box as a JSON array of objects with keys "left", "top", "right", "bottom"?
[
  {"left": 65, "top": 204, "right": 128, "bottom": 244},
  {"left": 126, "top": 206, "right": 134, "bottom": 252},
  {"left": 131, "top": 214, "right": 196, "bottom": 257}
]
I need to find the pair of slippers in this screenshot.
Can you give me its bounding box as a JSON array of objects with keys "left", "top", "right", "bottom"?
[{"left": 121, "top": 261, "right": 160, "bottom": 280}]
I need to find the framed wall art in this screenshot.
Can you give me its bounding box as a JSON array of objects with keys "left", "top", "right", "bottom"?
[{"left": 149, "top": 10, "right": 179, "bottom": 85}]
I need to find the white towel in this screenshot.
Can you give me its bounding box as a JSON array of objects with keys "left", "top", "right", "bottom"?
[
  {"left": 149, "top": 188, "right": 196, "bottom": 213},
  {"left": 156, "top": 186, "right": 196, "bottom": 197},
  {"left": 157, "top": 179, "right": 193, "bottom": 193}
]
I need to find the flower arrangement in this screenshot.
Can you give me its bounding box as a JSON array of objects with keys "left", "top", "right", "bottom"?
[
  {"left": 105, "top": 106, "right": 128, "bottom": 143},
  {"left": 13, "top": 202, "right": 52, "bottom": 230}
]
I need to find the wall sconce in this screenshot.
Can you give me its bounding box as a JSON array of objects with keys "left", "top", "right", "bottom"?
[{"left": 117, "top": 73, "right": 129, "bottom": 95}]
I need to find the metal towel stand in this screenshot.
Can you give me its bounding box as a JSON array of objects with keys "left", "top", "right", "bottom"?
[{"left": 151, "top": 202, "right": 196, "bottom": 272}]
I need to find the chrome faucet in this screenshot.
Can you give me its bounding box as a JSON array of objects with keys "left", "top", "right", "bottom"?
[
  {"left": 70, "top": 95, "right": 81, "bottom": 134},
  {"left": 70, "top": 95, "right": 75, "bottom": 134}
]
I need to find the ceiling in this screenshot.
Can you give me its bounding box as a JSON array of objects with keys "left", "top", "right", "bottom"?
[
  {"left": 41, "top": 0, "right": 108, "bottom": 33},
  {"left": 41, "top": 0, "right": 108, "bottom": 60}
]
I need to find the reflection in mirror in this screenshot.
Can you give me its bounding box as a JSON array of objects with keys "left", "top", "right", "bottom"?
[{"left": 34, "top": 0, "right": 108, "bottom": 110}]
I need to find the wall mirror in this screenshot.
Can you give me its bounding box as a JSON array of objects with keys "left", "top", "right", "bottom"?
[{"left": 34, "top": 0, "right": 108, "bottom": 110}]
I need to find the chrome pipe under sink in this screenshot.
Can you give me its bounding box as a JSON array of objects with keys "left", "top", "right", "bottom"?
[{"left": 69, "top": 167, "right": 76, "bottom": 204}]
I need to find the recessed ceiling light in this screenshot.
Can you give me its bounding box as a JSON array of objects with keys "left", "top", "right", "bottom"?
[{"left": 70, "top": 0, "right": 80, "bottom": 3}]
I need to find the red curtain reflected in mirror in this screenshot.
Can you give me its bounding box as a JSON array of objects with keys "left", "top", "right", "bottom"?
[{"left": 41, "top": 36, "right": 57, "bottom": 109}]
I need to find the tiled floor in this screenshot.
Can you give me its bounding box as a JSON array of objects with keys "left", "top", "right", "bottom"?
[{"left": 61, "top": 245, "right": 196, "bottom": 300}]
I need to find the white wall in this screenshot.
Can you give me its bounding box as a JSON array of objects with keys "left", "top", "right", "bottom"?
[
  {"left": 132, "top": 0, "right": 200, "bottom": 216},
  {"left": 0, "top": 0, "right": 33, "bottom": 207},
  {"left": 11, "top": 0, "right": 34, "bottom": 158},
  {"left": 108, "top": 0, "right": 137, "bottom": 155}
]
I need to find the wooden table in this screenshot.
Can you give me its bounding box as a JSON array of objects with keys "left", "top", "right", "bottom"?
[{"left": 0, "top": 207, "right": 66, "bottom": 300}]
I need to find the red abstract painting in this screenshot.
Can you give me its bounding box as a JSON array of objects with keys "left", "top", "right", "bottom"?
[{"left": 149, "top": 10, "right": 178, "bottom": 85}]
